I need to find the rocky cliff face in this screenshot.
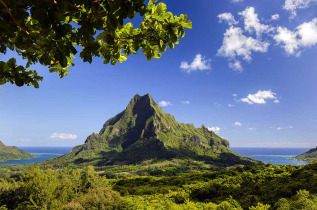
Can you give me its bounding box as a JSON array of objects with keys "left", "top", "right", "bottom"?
[{"left": 52, "top": 94, "right": 259, "bottom": 166}]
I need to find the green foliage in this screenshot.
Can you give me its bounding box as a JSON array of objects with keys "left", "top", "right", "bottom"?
[
  {"left": 110, "top": 162, "right": 317, "bottom": 209},
  {"left": 1, "top": 163, "right": 317, "bottom": 209},
  {"left": 249, "top": 203, "right": 271, "bottom": 210},
  {"left": 294, "top": 146, "right": 317, "bottom": 163},
  {"left": 0, "top": 166, "right": 122, "bottom": 209},
  {"left": 0, "top": 0, "right": 192, "bottom": 88},
  {"left": 0, "top": 140, "right": 34, "bottom": 163}
]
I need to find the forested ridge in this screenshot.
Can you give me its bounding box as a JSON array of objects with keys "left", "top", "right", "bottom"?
[
  {"left": 295, "top": 147, "right": 317, "bottom": 163},
  {"left": 0, "top": 162, "right": 316, "bottom": 209},
  {"left": 0, "top": 141, "right": 34, "bottom": 163}
]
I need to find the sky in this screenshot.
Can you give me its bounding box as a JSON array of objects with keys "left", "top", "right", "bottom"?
[{"left": 1, "top": 0, "right": 317, "bottom": 148}]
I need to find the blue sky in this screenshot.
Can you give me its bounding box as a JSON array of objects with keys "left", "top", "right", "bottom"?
[{"left": 1, "top": 0, "right": 317, "bottom": 148}]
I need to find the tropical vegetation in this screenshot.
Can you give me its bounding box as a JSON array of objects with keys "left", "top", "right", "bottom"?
[
  {"left": 0, "top": 140, "right": 34, "bottom": 163},
  {"left": 0, "top": 0, "right": 191, "bottom": 88},
  {"left": 0, "top": 162, "right": 316, "bottom": 209}
]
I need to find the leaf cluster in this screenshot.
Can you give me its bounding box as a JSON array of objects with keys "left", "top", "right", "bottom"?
[{"left": 0, "top": 0, "right": 192, "bottom": 87}]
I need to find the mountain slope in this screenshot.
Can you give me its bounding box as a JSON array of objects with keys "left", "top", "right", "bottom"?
[
  {"left": 0, "top": 141, "right": 34, "bottom": 163},
  {"left": 295, "top": 147, "right": 317, "bottom": 162},
  {"left": 49, "top": 94, "right": 260, "bottom": 168}
]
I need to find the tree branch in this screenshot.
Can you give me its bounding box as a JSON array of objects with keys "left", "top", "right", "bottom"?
[{"left": 0, "top": 0, "right": 36, "bottom": 43}]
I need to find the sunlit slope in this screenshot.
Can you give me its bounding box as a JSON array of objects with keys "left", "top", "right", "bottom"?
[
  {"left": 0, "top": 141, "right": 34, "bottom": 163},
  {"left": 48, "top": 94, "right": 260, "bottom": 167}
]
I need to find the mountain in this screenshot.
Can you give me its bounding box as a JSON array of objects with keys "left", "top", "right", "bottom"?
[
  {"left": 294, "top": 147, "right": 317, "bottom": 162},
  {"left": 49, "top": 94, "right": 260, "bottom": 168},
  {"left": 0, "top": 141, "right": 34, "bottom": 163}
]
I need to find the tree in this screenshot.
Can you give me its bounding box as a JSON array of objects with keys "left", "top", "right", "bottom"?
[{"left": 0, "top": 0, "right": 192, "bottom": 88}]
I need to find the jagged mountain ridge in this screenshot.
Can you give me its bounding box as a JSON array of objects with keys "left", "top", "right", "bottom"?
[
  {"left": 0, "top": 140, "right": 34, "bottom": 163},
  {"left": 51, "top": 94, "right": 259, "bottom": 167}
]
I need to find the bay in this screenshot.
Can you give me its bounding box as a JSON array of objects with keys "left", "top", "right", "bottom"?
[{"left": 0, "top": 147, "right": 310, "bottom": 165}]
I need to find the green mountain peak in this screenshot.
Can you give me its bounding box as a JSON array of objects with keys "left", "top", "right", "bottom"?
[{"left": 50, "top": 94, "right": 260, "bottom": 167}]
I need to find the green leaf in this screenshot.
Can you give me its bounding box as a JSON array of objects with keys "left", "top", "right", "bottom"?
[
  {"left": 156, "top": 3, "right": 167, "bottom": 15},
  {"left": 182, "top": 21, "right": 193, "bottom": 29}
]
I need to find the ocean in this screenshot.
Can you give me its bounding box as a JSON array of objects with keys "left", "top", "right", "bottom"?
[
  {"left": 0, "top": 147, "right": 72, "bottom": 165},
  {"left": 0, "top": 147, "right": 310, "bottom": 165},
  {"left": 231, "top": 147, "right": 309, "bottom": 165}
]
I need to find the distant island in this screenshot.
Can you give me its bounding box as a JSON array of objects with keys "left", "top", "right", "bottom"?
[
  {"left": 0, "top": 140, "right": 34, "bottom": 163},
  {"left": 48, "top": 94, "right": 261, "bottom": 173},
  {"left": 294, "top": 146, "right": 317, "bottom": 162}
]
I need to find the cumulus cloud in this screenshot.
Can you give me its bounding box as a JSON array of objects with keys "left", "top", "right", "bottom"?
[
  {"left": 248, "top": 127, "right": 257, "bottom": 130},
  {"left": 240, "top": 90, "right": 278, "bottom": 104},
  {"left": 218, "top": 13, "right": 239, "bottom": 26},
  {"left": 180, "top": 54, "right": 211, "bottom": 73},
  {"left": 274, "top": 18, "right": 317, "bottom": 55},
  {"left": 217, "top": 7, "right": 272, "bottom": 70},
  {"left": 208, "top": 126, "right": 221, "bottom": 133},
  {"left": 181, "top": 101, "right": 190, "bottom": 104},
  {"left": 217, "top": 6, "right": 317, "bottom": 70},
  {"left": 232, "top": 0, "right": 244, "bottom": 2},
  {"left": 239, "top": 7, "right": 271, "bottom": 37},
  {"left": 217, "top": 26, "right": 269, "bottom": 70},
  {"left": 228, "top": 104, "right": 235, "bottom": 107},
  {"left": 234, "top": 121, "right": 242, "bottom": 126},
  {"left": 50, "top": 133, "right": 77, "bottom": 140},
  {"left": 283, "top": 0, "right": 317, "bottom": 18},
  {"left": 271, "top": 14, "right": 280, "bottom": 21},
  {"left": 274, "top": 27, "right": 299, "bottom": 55},
  {"left": 159, "top": 101, "right": 172, "bottom": 107}
]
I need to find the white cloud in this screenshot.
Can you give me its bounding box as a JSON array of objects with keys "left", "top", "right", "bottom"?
[
  {"left": 234, "top": 121, "right": 242, "bottom": 126},
  {"left": 248, "top": 127, "right": 257, "bottom": 130},
  {"left": 217, "top": 26, "right": 269, "bottom": 69},
  {"left": 218, "top": 13, "right": 239, "bottom": 26},
  {"left": 180, "top": 54, "right": 211, "bottom": 73},
  {"left": 208, "top": 126, "right": 221, "bottom": 133},
  {"left": 274, "top": 27, "right": 300, "bottom": 55},
  {"left": 276, "top": 126, "right": 294, "bottom": 130},
  {"left": 217, "top": 7, "right": 317, "bottom": 70},
  {"left": 233, "top": 94, "right": 238, "bottom": 97},
  {"left": 274, "top": 19, "right": 317, "bottom": 55},
  {"left": 50, "top": 133, "right": 77, "bottom": 140},
  {"left": 240, "top": 90, "right": 278, "bottom": 104},
  {"left": 228, "top": 104, "right": 235, "bottom": 107},
  {"left": 271, "top": 14, "right": 280, "bottom": 21},
  {"left": 239, "top": 7, "right": 271, "bottom": 37},
  {"left": 232, "top": 0, "right": 244, "bottom": 2},
  {"left": 181, "top": 101, "right": 190, "bottom": 104},
  {"left": 297, "top": 19, "right": 317, "bottom": 46},
  {"left": 274, "top": 99, "right": 280, "bottom": 103},
  {"left": 159, "top": 101, "right": 172, "bottom": 107},
  {"left": 283, "top": 0, "right": 317, "bottom": 18},
  {"left": 229, "top": 60, "right": 243, "bottom": 71}
]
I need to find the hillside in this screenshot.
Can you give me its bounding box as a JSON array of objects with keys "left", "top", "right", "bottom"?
[
  {"left": 0, "top": 141, "right": 34, "bottom": 163},
  {"left": 295, "top": 147, "right": 317, "bottom": 162},
  {"left": 48, "top": 94, "right": 260, "bottom": 169}
]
